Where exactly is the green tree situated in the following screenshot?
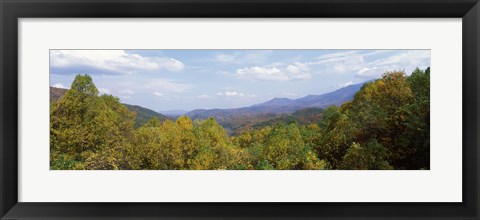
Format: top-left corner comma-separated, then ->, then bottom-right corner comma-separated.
256,123 -> 327,170
338,140 -> 392,170
125,122 -> 163,169
144,116 -> 161,127
401,67 -> 430,169
192,117 -> 249,169
318,106 -> 341,130
50,74 -> 135,170
316,110 -> 353,169
343,71 -> 416,168
84,94 -> 136,169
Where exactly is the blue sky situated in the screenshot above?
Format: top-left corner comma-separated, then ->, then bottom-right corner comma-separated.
50,49 -> 430,112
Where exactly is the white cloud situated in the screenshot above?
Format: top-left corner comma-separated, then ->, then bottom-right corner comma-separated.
236,66 -> 288,81
317,51 -> 359,60
50,50 -> 184,75
286,62 -> 309,74
355,51 -> 430,78
225,91 -> 244,97
52,83 -> 66,89
356,65 -> 403,78
358,67 -> 372,74
154,92 -> 164,97
371,50 -> 430,66
362,50 -> 393,56
286,65 -> 300,73
217,91 -> 244,97
334,81 -> 354,89
357,66 -> 382,76
214,51 -> 272,64
302,50 -> 430,78
316,50 -> 389,62
226,50 -> 427,82
286,62 -> 311,80
310,54 -> 365,74
235,62 -> 311,81
98,88 -> 112,95
217,91 -> 256,98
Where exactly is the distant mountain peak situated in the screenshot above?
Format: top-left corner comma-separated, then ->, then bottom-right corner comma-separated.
186,80 -> 370,119
255,97 -> 294,107
254,81 -> 367,110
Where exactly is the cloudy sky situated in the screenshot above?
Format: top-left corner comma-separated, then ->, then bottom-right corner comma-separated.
50,49 -> 430,112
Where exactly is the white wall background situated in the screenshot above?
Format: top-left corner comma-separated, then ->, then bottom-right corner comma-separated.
18,18 -> 462,202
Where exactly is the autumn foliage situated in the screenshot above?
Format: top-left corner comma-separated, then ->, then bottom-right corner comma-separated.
50,68 -> 430,170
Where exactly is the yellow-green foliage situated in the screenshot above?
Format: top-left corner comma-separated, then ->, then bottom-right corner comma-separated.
50,75 -> 135,170
51,68 -> 430,170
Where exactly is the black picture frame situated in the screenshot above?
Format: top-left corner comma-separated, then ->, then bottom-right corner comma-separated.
1,0 -> 479,219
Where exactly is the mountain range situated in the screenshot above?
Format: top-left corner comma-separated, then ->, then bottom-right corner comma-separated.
186,81 -> 365,120
50,80 -> 368,131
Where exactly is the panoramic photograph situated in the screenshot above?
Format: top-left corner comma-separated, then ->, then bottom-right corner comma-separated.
50,49 -> 430,170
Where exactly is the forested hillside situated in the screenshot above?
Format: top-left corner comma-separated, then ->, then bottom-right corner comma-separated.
50,67 -> 430,170
50,87 -> 170,128
50,87 -> 68,102
124,104 -> 170,128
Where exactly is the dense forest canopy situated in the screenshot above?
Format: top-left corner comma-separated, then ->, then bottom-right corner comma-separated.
50,67 -> 430,170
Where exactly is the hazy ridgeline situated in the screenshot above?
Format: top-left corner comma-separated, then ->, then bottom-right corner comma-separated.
50,67 -> 430,170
